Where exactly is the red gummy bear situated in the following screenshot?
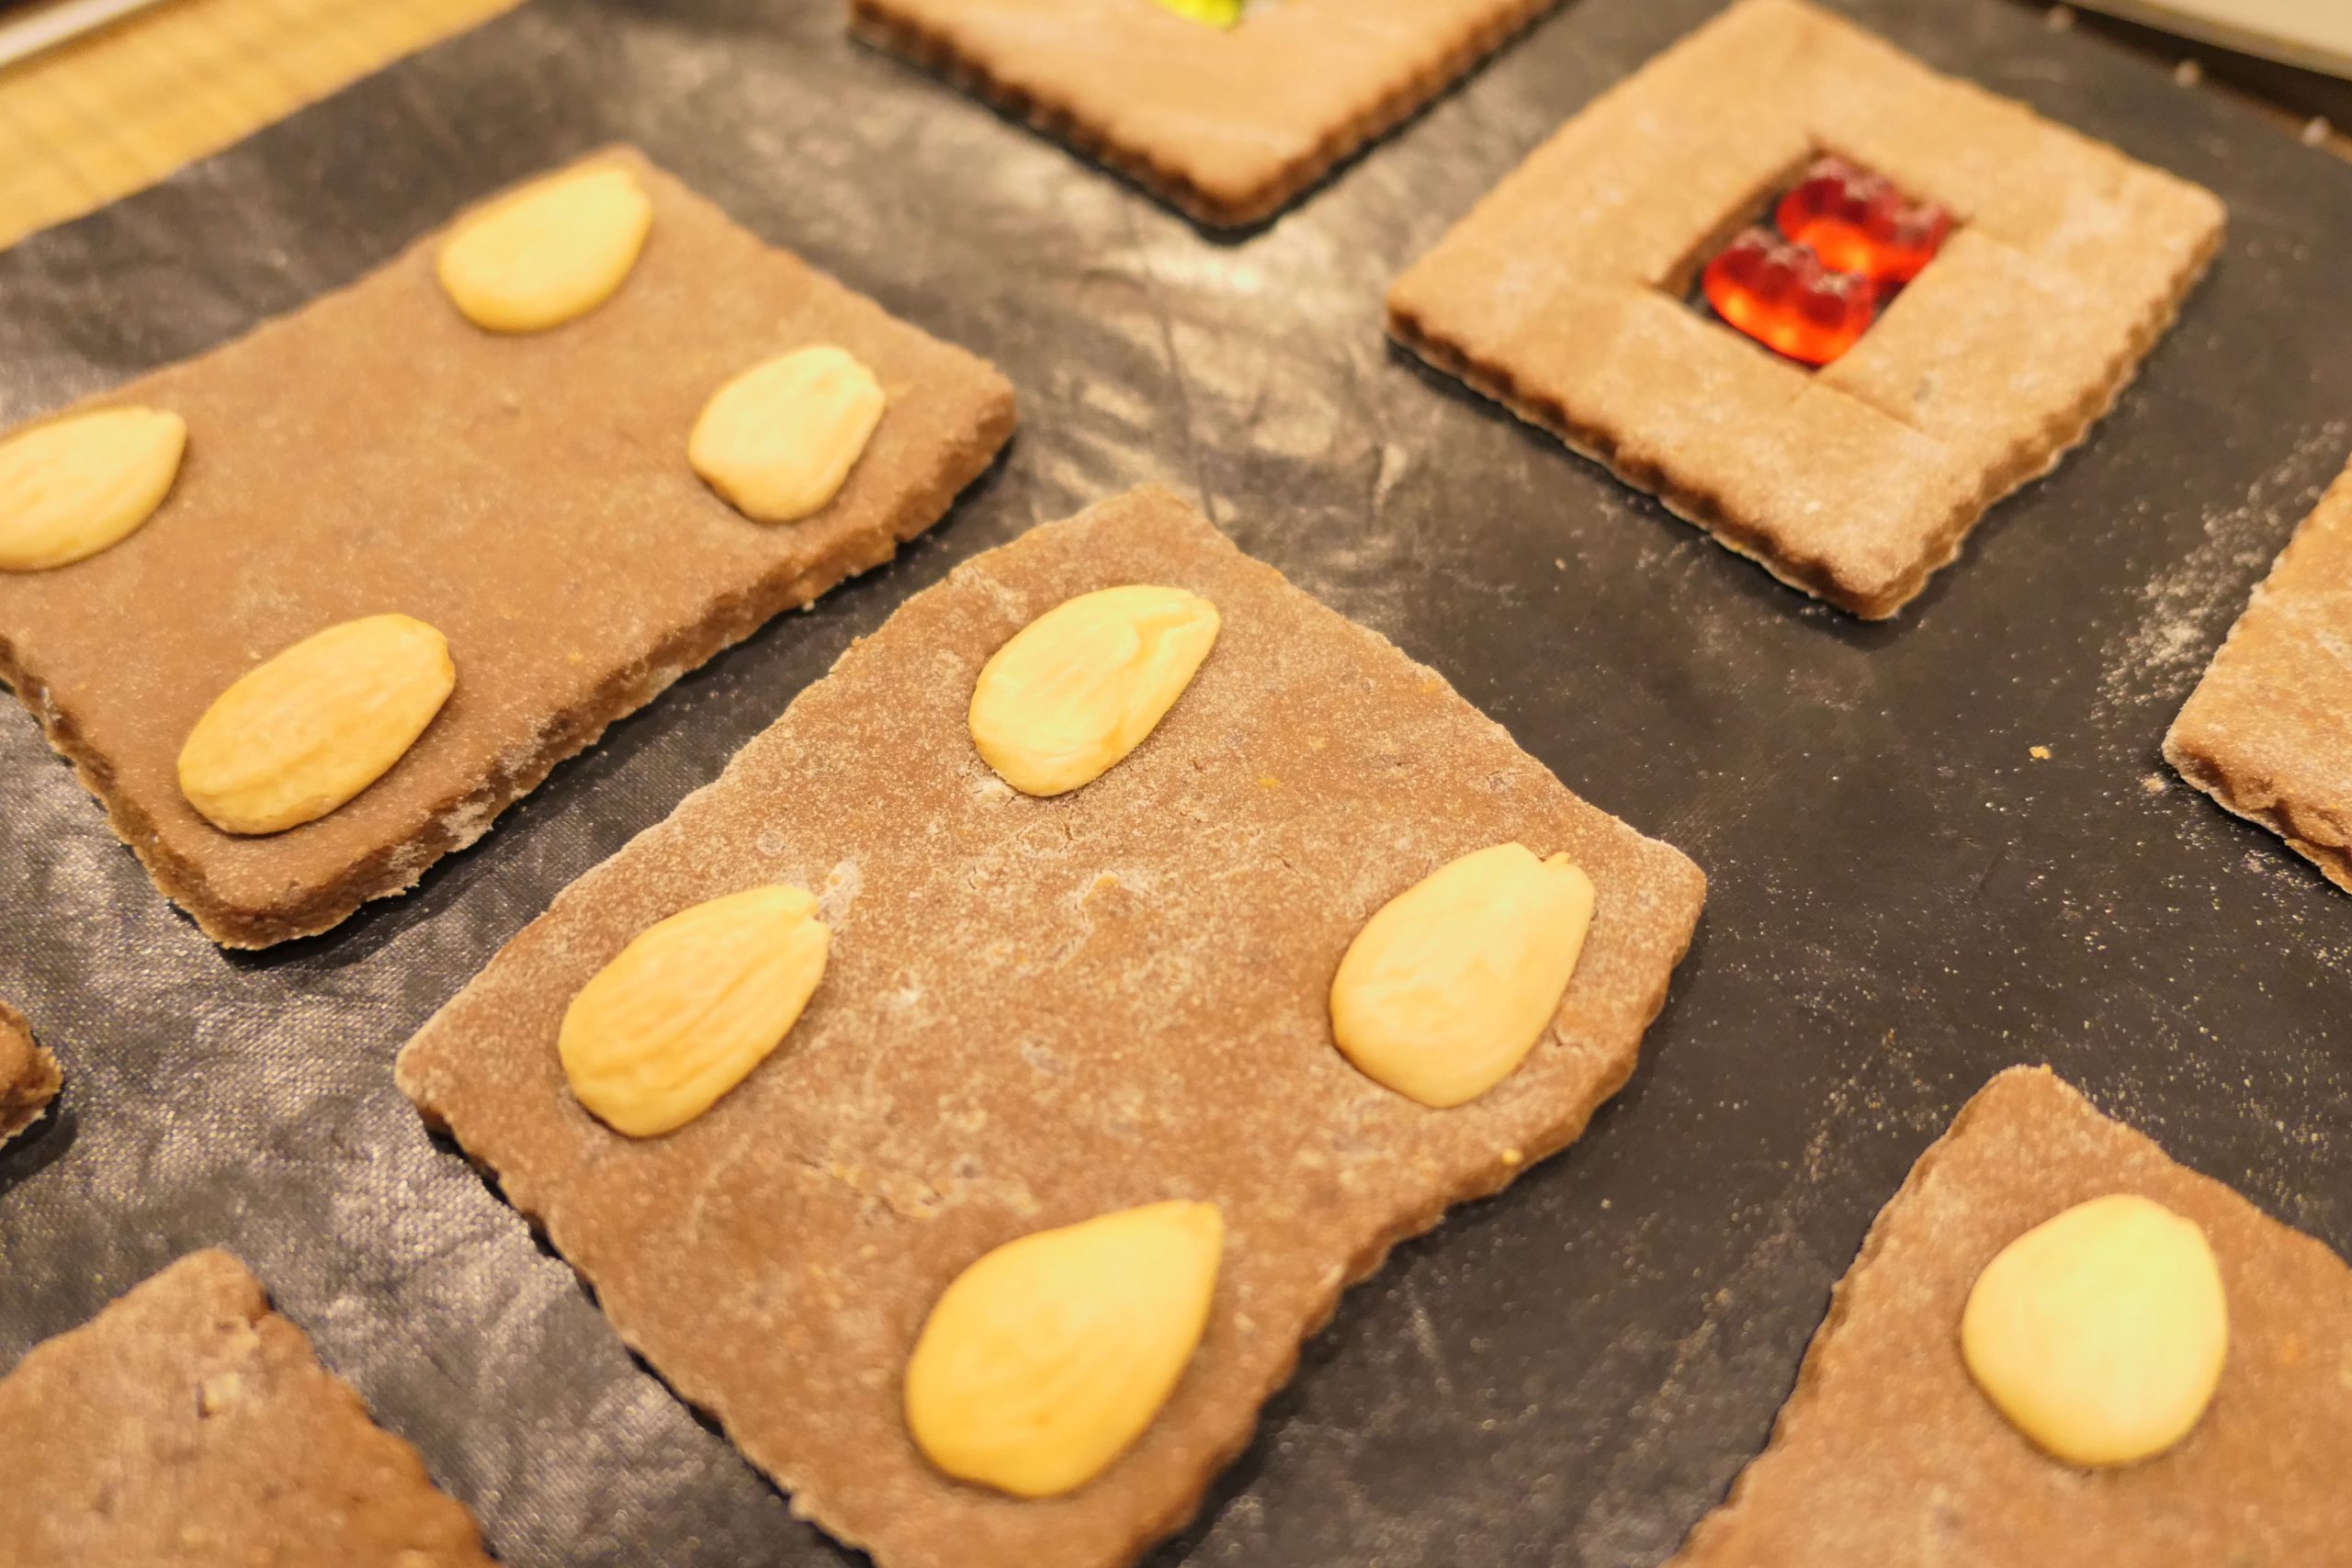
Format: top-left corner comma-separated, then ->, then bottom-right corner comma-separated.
1701,227 -> 1876,367
1773,156 -> 1951,289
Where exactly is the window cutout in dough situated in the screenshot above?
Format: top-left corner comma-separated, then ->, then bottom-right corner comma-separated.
1685,155 -> 1954,367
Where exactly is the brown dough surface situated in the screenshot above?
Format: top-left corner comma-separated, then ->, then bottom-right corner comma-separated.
1386,0 -> 2223,618
0,147 -> 1015,948
2165,455 -> 2352,892
398,486 -> 1705,1568
0,1250 -> 493,1565
0,997 -> 60,1145
1667,1066 -> 2352,1566
848,0 -> 1555,228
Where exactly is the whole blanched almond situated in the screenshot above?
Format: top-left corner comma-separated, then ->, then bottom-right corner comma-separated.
1961,1193 -> 2227,1467
967,584 -> 1220,797
1329,841 -> 1596,1108
559,885 -> 831,1137
905,1200 -> 1223,1497
688,344 -> 887,524
176,615 -> 456,835
436,164 -> 653,333
0,407 -> 187,571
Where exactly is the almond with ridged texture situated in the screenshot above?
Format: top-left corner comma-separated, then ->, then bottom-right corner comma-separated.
689,344 -> 888,524
967,584 -> 1220,796
905,1201 -> 1224,1497
436,164 -> 653,333
177,615 -> 456,836
559,885 -> 831,1137
0,407 -> 186,570
1330,841 -> 1595,1107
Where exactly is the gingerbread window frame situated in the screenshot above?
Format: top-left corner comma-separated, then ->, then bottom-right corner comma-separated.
1386,0 -> 2225,618
848,0 -> 1560,229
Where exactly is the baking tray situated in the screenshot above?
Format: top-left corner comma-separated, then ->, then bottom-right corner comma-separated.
2,0 -> 2348,1562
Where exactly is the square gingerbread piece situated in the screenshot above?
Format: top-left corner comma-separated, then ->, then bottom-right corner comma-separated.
1667,1066 -> 2352,1565
398,485 -> 1705,1568
0,1250 -> 493,1565
848,0 -> 1557,227
2165,455 -> 2352,891
0,147 -> 1015,948
1387,0 -> 2224,617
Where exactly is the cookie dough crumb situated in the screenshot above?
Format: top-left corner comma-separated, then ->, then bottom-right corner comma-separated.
2030,745 -> 2052,761
2143,774 -> 2168,795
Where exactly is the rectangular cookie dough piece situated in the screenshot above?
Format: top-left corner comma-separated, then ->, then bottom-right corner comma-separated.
398,485 -> 1706,1568
0,1250 -> 494,1565
2165,455 -> 2352,890
849,0 -> 1556,228
0,998 -> 59,1145
1386,0 -> 2223,617
1667,1066 -> 2352,1565
0,147 -> 1016,948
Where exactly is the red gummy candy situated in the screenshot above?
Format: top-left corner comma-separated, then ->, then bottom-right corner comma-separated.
1774,156 -> 1951,288
1701,227 -> 1876,367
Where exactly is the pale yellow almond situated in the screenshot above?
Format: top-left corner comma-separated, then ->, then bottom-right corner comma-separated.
688,344 -> 887,524
177,615 -> 455,835
1329,841 -> 1595,1108
967,584 -> 1220,797
1962,1193 -> 2228,1467
559,885 -> 830,1137
0,407 -> 186,571
436,164 -> 652,333
906,1200 -> 1222,1497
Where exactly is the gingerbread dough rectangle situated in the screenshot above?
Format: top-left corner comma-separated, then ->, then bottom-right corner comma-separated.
0,1250 -> 493,1565
2165,456 -> 2352,890
1386,0 -> 2223,617
0,147 -> 1016,948
849,0 -> 1556,228
1668,1066 -> 2352,1565
398,486 -> 1705,1568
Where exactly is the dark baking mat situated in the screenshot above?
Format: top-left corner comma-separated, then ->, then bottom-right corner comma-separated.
2,1 -> 2348,1562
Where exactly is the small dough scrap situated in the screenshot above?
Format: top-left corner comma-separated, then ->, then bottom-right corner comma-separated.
906,1201 -> 1224,1498
559,885 -> 831,1137
1330,841 -> 1595,1107
0,998 -> 61,1145
689,344 -> 888,524
178,614 -> 457,836
0,406 -> 186,571
967,584 -> 1221,797
436,164 -> 653,333
1962,1192 -> 2228,1467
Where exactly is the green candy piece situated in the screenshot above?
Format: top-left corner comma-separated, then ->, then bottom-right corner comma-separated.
1147,0 -> 1246,27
